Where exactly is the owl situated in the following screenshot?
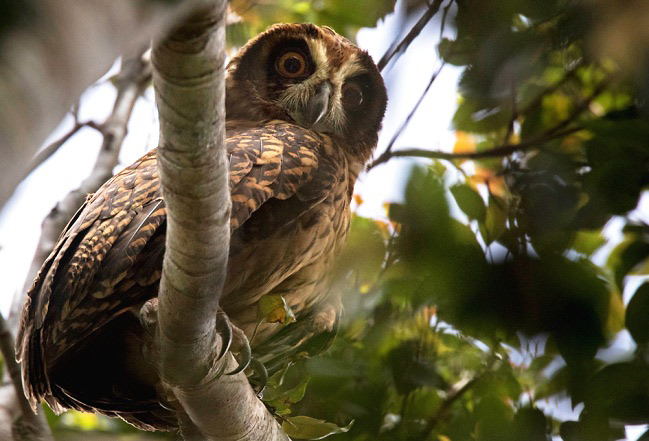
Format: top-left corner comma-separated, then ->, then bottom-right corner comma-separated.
16,23 -> 387,431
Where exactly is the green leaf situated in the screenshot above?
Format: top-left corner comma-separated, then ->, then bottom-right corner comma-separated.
451,184 -> 486,222
626,282 -> 649,344
257,294 -> 296,325
572,230 -> 606,256
282,416 -> 353,440
611,239 -> 649,289
480,195 -> 507,244
438,37 -> 474,66
264,376 -> 310,414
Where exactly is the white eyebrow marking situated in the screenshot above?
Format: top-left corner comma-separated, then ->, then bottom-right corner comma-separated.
275,36 -> 370,136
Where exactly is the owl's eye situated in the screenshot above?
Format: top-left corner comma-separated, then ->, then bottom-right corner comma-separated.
342,82 -> 364,110
276,51 -> 307,78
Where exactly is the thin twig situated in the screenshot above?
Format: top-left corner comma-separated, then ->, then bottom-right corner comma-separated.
517,61 -> 583,118
373,126 -> 580,165
369,77 -> 610,169
420,375 -> 478,439
439,0 -> 453,40
377,0 -> 445,72
22,120 -> 102,180
371,62 -> 446,170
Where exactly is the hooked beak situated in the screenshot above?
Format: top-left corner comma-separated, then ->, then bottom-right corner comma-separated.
302,81 -> 332,128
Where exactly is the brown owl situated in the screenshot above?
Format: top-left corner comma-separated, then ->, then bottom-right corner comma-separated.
16,23 -> 387,431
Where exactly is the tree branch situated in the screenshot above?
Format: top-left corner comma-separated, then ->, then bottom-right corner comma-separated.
419,374 -> 478,439
0,314 -> 52,441
371,126 -> 581,166
152,3 -> 287,439
0,0 -> 210,211
371,62 -> 445,168
377,0 -> 445,72
369,77 -> 610,169
2,48 -> 151,441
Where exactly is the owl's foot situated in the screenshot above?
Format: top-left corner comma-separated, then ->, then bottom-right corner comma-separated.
214,309 -> 267,394
214,308 -> 252,376
139,297 -> 159,337
139,300 -> 253,379
249,357 -> 268,396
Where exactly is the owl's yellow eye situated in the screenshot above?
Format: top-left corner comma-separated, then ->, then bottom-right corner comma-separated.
276,51 -> 307,78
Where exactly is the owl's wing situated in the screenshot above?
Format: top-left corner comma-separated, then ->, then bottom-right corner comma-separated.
16,121 -> 342,414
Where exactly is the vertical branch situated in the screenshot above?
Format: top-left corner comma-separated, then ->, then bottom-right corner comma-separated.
152,2 -> 287,439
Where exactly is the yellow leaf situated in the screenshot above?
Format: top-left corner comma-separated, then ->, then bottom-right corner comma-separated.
258,294 -> 296,325
453,131 -> 476,154
359,282 -> 373,294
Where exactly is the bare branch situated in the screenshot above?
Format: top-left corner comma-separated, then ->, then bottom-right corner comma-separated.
370,62 -> 445,169
419,374 -> 478,439
0,0 -> 211,211
21,120 -> 102,181
377,0 -> 445,72
371,127 -> 581,166
152,2 -> 287,439
0,314 -> 52,441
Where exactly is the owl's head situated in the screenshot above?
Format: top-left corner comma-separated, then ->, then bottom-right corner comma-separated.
226,23 -> 387,160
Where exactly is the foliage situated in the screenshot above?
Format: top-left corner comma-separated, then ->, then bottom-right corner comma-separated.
254,1 -> 649,440
10,0 -> 649,439
228,0 -> 398,44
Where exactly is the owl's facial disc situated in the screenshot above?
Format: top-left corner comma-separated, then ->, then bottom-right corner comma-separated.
272,39 -> 370,138
226,24 -> 387,157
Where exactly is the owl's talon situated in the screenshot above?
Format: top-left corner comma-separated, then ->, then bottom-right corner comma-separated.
250,358 -> 268,397
215,309 -> 233,361
139,298 -> 159,337
226,325 -> 251,375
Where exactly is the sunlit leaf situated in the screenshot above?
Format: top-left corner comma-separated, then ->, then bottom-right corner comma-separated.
282,416 -> 353,440
258,294 -> 296,325
573,230 -> 606,256
453,131 -> 477,154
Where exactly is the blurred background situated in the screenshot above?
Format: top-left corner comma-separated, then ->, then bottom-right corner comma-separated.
3,0 -> 649,440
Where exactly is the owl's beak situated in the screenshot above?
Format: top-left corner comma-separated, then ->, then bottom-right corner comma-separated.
303,81 -> 332,128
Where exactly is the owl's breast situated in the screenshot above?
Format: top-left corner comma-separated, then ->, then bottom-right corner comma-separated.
221,174 -> 351,341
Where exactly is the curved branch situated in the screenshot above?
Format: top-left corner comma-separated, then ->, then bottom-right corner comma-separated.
152,3 -> 287,439
370,126 -> 581,166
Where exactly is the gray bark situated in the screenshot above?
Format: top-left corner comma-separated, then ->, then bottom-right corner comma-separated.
152,2 -> 288,439
0,0 -> 203,211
